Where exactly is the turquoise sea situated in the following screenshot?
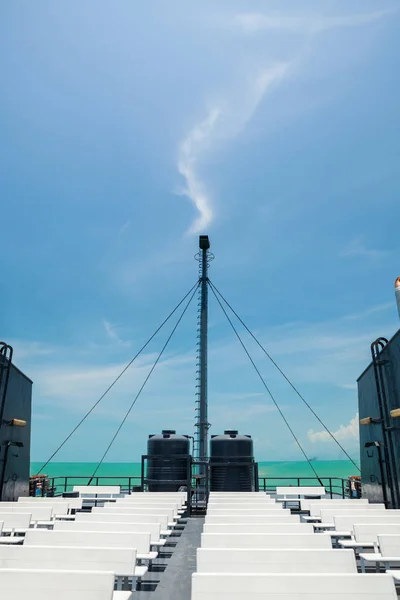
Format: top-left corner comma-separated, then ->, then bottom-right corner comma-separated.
30,460 -> 360,494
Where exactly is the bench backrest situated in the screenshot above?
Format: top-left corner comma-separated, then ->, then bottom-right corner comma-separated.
0,512 -> 31,528
209,492 -> 268,495
24,529 -> 151,553
18,497 -> 81,510
0,505 -> 53,521
73,486 -> 120,496
124,494 -> 185,506
378,534 -> 400,557
115,501 -> 179,514
100,505 -> 174,521
354,523 -> 400,543
309,502 -> 385,516
79,510 -> 168,529
333,513 -> 400,532
201,532 -> 332,549
206,508 -> 290,516
276,486 -> 325,496
0,545 -> 136,577
196,548 -> 356,573
300,498 -> 368,511
204,514 -> 300,524
323,510 -> 394,526
208,498 -> 275,504
191,573 -> 397,599
55,519 -> 161,541
0,568 -> 115,600
203,523 -> 314,534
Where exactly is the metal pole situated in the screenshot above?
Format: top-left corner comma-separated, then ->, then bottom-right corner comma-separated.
198,235 -> 210,472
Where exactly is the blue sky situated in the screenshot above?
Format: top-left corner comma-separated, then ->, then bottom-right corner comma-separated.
1,1 -> 399,464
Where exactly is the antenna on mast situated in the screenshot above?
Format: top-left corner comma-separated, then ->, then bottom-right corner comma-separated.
194,235 -> 213,477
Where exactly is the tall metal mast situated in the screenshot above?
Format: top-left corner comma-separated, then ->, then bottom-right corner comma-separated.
195,235 -> 211,471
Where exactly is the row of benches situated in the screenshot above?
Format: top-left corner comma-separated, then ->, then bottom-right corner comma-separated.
191,490 -> 400,599
0,488 -> 187,599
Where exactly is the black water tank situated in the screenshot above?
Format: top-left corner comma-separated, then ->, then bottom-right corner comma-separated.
210,430 -> 255,491
146,430 -> 190,491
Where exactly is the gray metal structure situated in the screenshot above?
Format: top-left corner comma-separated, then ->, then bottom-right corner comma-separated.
358,329 -> 400,506
195,235 -> 211,474
0,358 -> 32,500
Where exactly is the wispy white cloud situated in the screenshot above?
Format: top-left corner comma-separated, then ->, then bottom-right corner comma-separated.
177,63 -> 290,235
234,9 -> 396,34
103,319 -> 130,347
117,220 -> 131,237
341,236 -> 388,260
308,413 -> 359,443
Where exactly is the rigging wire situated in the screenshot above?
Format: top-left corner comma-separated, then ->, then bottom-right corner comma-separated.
36,281 -> 200,475
87,281 -> 200,483
209,280 -> 360,473
208,282 -> 324,484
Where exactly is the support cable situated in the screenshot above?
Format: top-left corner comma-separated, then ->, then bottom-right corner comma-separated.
209,280 -> 360,473
87,281 -> 200,483
209,282 -> 323,484
37,281 -> 200,475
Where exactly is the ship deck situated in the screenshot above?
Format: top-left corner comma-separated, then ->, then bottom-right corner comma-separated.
136,516 -> 204,600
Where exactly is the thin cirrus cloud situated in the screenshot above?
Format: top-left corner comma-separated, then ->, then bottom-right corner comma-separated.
341,237 -> 388,260
103,319 -> 130,347
177,63 -> 290,235
233,8 -> 397,34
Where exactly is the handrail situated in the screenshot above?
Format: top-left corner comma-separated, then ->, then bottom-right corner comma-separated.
40,473 -> 351,498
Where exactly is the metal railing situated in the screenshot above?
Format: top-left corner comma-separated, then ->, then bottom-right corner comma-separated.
46,475 -> 143,496
42,474 -> 350,499
258,476 -> 348,498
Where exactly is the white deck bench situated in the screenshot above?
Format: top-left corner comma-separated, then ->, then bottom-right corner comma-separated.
0,512 -> 32,536
73,485 -> 121,496
54,520 -> 165,546
0,567 -> 133,600
206,508 -> 290,515
306,502 -> 386,518
0,505 -> 54,527
276,486 -> 325,506
114,501 -> 181,517
204,514 -> 300,524
99,505 -> 176,526
323,513 -> 398,540
300,498 -> 368,512
313,510 -> 395,535
191,573 -> 397,599
201,532 -> 332,549
0,544 -> 147,589
196,547 -> 357,573
24,529 -> 157,563
208,497 -> 275,504
360,534 -> 400,572
18,496 -> 83,510
122,494 -> 186,507
80,510 -> 170,534
340,523 -> 400,552
203,523 -> 314,534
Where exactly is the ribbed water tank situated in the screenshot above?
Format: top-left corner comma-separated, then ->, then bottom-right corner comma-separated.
210,430 -> 255,491
146,430 -> 190,492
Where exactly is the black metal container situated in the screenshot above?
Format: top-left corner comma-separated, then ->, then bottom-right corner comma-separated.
0,359 -> 32,501
210,430 -> 255,491
146,430 -> 190,491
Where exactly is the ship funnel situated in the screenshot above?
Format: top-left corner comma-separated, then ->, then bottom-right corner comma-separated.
395,277 -> 400,319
